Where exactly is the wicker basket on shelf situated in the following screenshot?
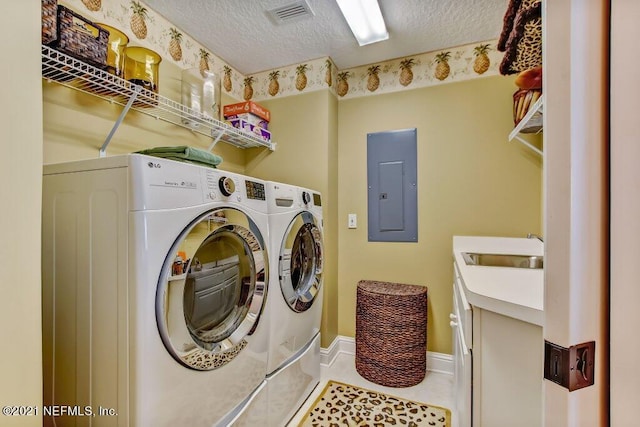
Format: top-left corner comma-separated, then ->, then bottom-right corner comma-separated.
355,280 -> 428,388
41,0 -> 57,44
51,5 -> 109,69
513,88 -> 542,127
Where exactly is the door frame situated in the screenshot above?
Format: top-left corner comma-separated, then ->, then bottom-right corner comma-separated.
543,0 -> 608,425
610,0 -> 639,424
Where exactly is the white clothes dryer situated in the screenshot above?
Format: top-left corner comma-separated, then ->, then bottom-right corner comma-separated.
42,154 -> 270,427
264,181 -> 324,426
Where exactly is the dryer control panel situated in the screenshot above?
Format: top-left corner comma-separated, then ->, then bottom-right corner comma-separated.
245,180 -> 265,201
203,168 -> 268,212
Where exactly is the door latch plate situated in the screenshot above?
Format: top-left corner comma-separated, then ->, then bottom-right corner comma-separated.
544,340 -> 595,391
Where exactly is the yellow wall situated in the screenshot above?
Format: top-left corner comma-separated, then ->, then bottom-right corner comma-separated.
245,91 -> 340,347
325,94 -> 340,348
337,76 -> 542,354
0,2 -> 43,426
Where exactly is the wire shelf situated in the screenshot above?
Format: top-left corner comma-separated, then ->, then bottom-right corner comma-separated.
41,45 -> 275,154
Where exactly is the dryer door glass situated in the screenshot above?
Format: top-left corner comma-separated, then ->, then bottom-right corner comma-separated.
156,207 -> 268,371
279,211 -> 323,313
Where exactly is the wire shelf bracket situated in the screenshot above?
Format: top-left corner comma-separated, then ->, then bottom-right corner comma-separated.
100,85 -> 141,157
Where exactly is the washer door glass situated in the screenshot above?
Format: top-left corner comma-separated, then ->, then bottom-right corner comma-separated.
156,207 -> 268,371
280,211 -> 323,313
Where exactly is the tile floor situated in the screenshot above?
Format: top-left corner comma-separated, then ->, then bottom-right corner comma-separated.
287,352 -> 456,426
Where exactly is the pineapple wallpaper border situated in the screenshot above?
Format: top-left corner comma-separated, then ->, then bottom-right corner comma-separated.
240,40 -> 500,101
61,0 -> 246,101
245,41 -> 500,101
61,1 -> 502,103
296,41 -> 499,100
248,58 -> 337,101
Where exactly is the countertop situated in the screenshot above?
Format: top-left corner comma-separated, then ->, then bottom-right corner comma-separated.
453,236 -> 544,326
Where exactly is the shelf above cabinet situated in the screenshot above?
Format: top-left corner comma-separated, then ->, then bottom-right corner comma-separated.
509,95 -> 543,156
41,45 -> 275,154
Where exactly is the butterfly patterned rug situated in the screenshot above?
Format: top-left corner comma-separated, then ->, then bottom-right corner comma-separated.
298,380 -> 451,427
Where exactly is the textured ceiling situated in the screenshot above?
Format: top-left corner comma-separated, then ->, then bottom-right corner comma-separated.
144,0 -> 507,75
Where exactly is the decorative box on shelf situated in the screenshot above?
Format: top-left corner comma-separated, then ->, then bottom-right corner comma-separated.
226,118 -> 271,142
223,101 -> 271,122
224,113 -> 269,130
223,101 -> 270,135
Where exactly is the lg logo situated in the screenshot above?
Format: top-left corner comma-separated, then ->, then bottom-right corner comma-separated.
147,162 -> 161,169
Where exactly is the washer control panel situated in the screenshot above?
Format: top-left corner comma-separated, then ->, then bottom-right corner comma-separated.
218,176 -> 236,197
204,170 -> 239,200
205,170 -> 219,199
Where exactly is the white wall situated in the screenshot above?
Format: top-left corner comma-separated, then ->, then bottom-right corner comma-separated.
0,2 -> 43,426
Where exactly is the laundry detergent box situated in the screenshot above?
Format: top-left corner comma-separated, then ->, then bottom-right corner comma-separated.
227,118 -> 271,142
223,101 -> 271,122
223,112 -> 269,130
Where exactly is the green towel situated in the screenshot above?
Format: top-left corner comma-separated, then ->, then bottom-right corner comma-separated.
137,146 -> 223,168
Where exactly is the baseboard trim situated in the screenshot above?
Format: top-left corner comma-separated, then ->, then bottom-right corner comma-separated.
320,335 -> 453,375
426,350 -> 455,375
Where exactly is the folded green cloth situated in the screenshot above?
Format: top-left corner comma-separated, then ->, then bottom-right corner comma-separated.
137,146 -> 223,168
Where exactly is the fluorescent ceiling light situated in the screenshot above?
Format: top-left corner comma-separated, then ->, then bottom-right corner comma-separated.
336,0 -> 389,46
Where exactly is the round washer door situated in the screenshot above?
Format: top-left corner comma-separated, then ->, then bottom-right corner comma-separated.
279,211 -> 323,313
156,207 -> 268,371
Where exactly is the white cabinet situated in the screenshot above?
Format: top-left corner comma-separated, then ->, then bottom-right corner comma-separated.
472,307 -> 543,427
451,268 -> 472,427
453,246 -> 543,427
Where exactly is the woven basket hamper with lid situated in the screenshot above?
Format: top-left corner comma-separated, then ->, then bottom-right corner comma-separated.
355,280 -> 428,387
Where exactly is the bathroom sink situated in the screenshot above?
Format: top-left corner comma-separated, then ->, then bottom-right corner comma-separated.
462,252 -> 543,269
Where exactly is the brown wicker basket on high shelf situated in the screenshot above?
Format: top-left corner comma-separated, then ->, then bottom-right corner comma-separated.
51,5 -> 109,69
355,280 -> 428,388
41,0 -> 57,44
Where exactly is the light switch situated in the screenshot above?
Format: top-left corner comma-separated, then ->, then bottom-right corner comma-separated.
348,214 -> 357,229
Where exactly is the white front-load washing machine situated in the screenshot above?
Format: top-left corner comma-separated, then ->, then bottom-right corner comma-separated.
264,181 -> 324,426
42,154 -> 270,427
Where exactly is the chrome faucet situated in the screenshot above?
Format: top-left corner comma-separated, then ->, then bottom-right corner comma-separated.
527,233 -> 544,243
